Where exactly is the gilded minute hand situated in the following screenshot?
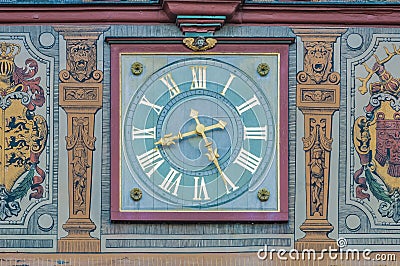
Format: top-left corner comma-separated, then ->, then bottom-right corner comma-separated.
154,118 -> 227,146
189,109 -> 230,189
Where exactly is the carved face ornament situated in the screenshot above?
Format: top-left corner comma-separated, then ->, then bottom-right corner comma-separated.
68,41 -> 95,82
313,90 -> 323,101
304,42 -> 333,83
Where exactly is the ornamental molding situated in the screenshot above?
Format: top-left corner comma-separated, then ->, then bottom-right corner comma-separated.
163,0 -> 241,35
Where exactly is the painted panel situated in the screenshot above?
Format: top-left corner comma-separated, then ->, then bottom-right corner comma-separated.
0,30 -> 57,252
347,33 -> 400,229
0,33 -> 54,227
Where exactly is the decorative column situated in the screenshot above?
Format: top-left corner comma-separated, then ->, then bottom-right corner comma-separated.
293,28 -> 345,251
55,26 -> 107,253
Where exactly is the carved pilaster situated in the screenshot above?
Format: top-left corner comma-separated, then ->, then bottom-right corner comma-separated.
55,26 -> 108,253
293,28 -> 345,251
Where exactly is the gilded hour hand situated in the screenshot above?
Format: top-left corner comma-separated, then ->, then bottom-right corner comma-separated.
154,111 -> 227,146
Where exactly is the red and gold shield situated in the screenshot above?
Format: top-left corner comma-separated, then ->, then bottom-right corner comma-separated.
355,102 -> 400,193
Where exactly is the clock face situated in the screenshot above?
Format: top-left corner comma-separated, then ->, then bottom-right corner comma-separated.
111,47 -> 288,221
122,57 -> 276,208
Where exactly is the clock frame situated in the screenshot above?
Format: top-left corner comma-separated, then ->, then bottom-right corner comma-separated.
109,38 -> 290,221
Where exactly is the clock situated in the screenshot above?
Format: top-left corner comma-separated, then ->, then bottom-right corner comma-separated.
110,41 -> 289,221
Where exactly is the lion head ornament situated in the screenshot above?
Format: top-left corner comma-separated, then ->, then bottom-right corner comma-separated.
67,40 -> 96,82
304,42 -> 333,84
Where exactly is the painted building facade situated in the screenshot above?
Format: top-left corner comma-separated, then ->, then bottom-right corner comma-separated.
0,0 -> 399,264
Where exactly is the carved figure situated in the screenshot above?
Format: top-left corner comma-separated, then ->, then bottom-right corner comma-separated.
309,135 -> 325,215
67,40 -> 96,82
72,142 -> 88,208
304,42 -> 333,84
66,117 -> 95,215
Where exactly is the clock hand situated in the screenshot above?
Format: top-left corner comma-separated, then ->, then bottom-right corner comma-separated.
154,111 -> 227,146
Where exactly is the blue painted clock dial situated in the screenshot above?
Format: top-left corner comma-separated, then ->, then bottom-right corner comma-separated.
156,89 -> 243,177
123,58 -> 276,208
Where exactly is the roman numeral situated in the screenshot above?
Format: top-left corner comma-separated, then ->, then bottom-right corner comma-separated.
234,148 -> 262,174
220,73 -> 236,96
132,127 -> 156,140
137,148 -> 164,178
193,176 -> 210,200
244,126 -> 267,140
160,73 -> 180,98
139,95 -> 163,115
235,95 -> 260,115
159,168 -> 182,196
190,66 -> 207,90
220,172 -> 239,194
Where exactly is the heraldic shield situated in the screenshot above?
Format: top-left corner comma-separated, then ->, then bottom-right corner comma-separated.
352,44 -> 400,223
0,42 -> 47,221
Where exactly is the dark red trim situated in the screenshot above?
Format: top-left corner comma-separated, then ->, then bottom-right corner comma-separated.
0,6 -> 170,24
279,44 -> 289,223
110,44 -> 122,220
110,38 -> 290,221
0,4 -> 398,26
232,5 -> 400,27
111,211 -> 289,221
105,37 -> 295,44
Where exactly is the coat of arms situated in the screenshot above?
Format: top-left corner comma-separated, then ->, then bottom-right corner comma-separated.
0,42 -> 47,220
353,44 -> 400,223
